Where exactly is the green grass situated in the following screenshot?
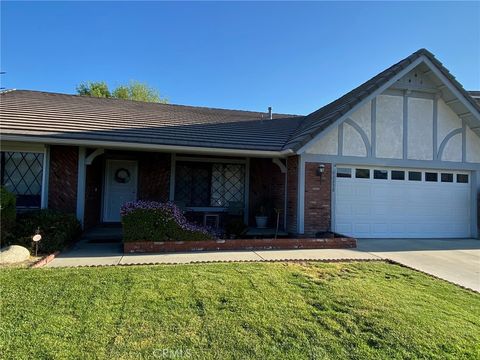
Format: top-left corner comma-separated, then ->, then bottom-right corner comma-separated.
1,262 -> 479,359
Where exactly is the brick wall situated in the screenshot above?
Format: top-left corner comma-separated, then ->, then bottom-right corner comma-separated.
304,162 -> 332,236
84,154 -> 103,229
249,158 -> 285,228
48,145 -> 78,213
138,152 -> 171,202
286,156 -> 299,234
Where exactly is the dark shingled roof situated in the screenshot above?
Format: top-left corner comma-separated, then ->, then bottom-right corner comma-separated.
0,90 -> 303,152
283,48 -> 480,150
1,49 -> 478,153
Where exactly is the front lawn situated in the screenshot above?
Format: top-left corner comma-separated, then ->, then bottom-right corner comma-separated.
1,262 -> 479,359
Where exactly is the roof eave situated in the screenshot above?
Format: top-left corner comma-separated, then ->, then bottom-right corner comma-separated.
0,134 -> 294,158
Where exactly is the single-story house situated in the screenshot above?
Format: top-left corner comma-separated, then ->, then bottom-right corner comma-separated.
1,48 -> 479,239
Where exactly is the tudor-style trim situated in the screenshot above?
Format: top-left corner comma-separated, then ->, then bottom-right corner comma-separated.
338,123 -> 344,156
433,96 -> 439,160
298,56 -> 426,154
344,118 -> 371,157
384,88 -> 437,100
371,99 -> 376,158
0,134 -> 294,158
403,91 -> 408,160
299,55 -> 480,155
76,146 -> 86,227
437,128 -> 462,161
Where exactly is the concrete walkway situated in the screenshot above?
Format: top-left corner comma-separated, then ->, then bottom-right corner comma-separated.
46,238 -> 480,291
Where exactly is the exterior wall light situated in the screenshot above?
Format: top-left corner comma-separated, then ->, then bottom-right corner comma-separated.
316,164 -> 325,176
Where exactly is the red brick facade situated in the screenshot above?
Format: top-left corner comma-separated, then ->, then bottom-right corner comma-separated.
137,152 -> 171,202
125,236 -> 356,253
286,156 -> 299,234
249,158 -> 286,228
48,145 -> 78,213
304,162 -> 332,236
47,148 -> 335,236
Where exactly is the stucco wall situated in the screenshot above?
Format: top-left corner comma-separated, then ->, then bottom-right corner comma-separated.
407,97 -> 433,160
343,123 -> 367,157
466,126 -> 480,163
307,127 -> 338,155
376,94 -> 403,159
304,92 -> 480,165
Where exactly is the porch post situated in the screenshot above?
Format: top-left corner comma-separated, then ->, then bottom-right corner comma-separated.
244,157 -> 250,224
284,159 -> 288,231
76,146 -> 86,228
169,153 -> 176,201
40,145 -> 50,209
297,154 -> 305,234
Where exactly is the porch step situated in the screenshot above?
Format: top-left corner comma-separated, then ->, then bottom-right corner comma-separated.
81,226 -> 123,243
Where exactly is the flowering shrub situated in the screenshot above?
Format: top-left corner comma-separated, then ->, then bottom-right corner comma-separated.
121,201 -> 214,242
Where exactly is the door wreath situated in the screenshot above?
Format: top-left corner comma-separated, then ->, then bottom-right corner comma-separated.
114,168 -> 131,183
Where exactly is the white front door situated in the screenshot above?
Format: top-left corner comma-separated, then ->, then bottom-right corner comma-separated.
334,166 -> 471,238
103,160 -> 138,222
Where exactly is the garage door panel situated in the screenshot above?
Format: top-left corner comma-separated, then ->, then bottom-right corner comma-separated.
334,166 -> 471,238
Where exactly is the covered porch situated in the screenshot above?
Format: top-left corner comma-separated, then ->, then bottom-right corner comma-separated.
78,148 -> 291,238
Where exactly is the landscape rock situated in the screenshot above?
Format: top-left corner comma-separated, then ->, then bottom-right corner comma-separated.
0,245 -> 30,264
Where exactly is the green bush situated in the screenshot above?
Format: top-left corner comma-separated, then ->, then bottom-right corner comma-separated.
0,186 -> 16,243
12,210 -> 81,254
122,201 -> 214,242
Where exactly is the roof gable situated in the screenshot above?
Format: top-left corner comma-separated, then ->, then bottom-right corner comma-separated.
289,49 -> 480,153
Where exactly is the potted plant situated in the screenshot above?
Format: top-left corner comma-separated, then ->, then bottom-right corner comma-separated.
255,205 -> 269,229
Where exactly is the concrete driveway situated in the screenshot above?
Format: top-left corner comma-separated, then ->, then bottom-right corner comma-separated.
357,238 -> 480,292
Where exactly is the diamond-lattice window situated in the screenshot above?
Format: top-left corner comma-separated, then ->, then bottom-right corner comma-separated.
1,152 -> 44,208
174,161 -> 245,208
211,164 -> 245,207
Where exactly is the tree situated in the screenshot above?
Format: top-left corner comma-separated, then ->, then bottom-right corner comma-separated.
76,81 -> 167,103
112,81 -> 166,103
76,81 -> 111,98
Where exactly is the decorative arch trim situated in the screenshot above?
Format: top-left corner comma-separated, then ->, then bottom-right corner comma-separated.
437,128 -> 462,160
344,118 -> 371,157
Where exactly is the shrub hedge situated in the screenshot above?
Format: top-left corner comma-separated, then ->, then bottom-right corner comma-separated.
121,201 -> 214,242
12,210 -> 81,254
0,186 -> 16,243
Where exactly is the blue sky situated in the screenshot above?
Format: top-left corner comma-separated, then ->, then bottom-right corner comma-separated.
1,1 -> 479,115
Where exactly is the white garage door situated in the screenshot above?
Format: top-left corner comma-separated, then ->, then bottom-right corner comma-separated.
334,166 -> 471,238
